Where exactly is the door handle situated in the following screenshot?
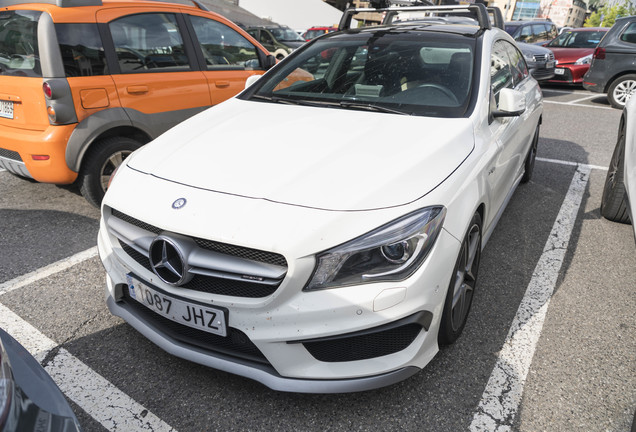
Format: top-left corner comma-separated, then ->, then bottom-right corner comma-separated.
215,81 -> 230,88
126,85 -> 149,95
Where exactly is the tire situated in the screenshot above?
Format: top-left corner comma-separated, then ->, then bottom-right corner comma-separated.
521,123 -> 540,184
600,125 -> 630,223
438,212 -> 482,346
78,136 -> 142,208
607,74 -> 636,109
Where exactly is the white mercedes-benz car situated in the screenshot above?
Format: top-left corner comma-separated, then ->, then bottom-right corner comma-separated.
98,4 -> 543,392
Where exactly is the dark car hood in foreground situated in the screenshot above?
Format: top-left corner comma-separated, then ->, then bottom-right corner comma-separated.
0,328 -> 81,432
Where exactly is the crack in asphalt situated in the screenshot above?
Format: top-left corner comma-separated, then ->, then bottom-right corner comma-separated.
41,313 -> 99,367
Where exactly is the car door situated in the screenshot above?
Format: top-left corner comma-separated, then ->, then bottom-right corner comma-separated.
97,7 -> 211,138
487,39 -> 535,217
185,13 -> 267,105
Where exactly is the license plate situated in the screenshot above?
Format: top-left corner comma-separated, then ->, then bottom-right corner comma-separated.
546,61 -> 556,68
0,100 -> 13,119
554,68 -> 565,75
126,275 -> 227,337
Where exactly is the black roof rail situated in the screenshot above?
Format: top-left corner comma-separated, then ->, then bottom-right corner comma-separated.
338,3 -> 492,31
487,6 -> 505,30
0,0 -> 102,5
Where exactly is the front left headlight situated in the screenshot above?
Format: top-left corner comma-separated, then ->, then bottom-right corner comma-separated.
305,206 -> 446,291
575,54 -> 593,65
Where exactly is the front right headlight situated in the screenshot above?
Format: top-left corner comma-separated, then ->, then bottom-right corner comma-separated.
575,54 -> 593,65
305,206 -> 446,291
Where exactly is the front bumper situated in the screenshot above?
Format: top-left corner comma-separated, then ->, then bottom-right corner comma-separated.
528,63 -> 556,82
548,64 -> 589,84
98,204 -> 461,392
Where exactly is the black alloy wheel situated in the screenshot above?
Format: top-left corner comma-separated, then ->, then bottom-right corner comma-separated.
521,124 -> 540,184
438,212 -> 482,346
601,124 -> 630,223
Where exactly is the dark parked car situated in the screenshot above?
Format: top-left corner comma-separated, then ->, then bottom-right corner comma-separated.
0,327 -> 82,431
545,28 -> 608,85
518,42 -> 556,81
583,16 -> 636,108
505,20 -> 558,44
246,25 -> 306,60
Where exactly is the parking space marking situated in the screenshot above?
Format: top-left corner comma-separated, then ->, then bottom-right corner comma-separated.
0,302 -> 177,431
0,246 -> 98,295
543,100 -> 613,110
537,157 -> 608,171
541,88 -> 591,95
568,94 -> 603,104
470,165 -> 591,431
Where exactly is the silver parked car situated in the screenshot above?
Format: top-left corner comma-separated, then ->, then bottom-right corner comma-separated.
601,95 -> 636,237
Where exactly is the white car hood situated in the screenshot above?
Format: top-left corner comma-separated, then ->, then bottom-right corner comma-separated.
129,99 -> 474,211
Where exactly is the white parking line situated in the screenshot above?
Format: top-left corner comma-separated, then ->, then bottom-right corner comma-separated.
0,302 -> 176,431
541,88 -> 591,95
470,165 -> 591,431
537,157 -> 608,171
0,247 -> 98,296
543,100 -> 614,110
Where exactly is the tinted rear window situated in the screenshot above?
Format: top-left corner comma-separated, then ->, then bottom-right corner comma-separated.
0,10 -> 42,77
56,23 -> 107,77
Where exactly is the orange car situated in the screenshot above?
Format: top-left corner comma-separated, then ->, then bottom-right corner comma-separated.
0,0 -> 274,206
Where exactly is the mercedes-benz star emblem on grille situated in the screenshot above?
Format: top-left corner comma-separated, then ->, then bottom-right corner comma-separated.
172,198 -> 187,209
149,236 -> 190,286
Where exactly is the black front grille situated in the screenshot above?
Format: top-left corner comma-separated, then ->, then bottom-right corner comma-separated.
533,53 -> 555,62
0,148 -> 22,162
300,314 -> 430,363
111,209 -> 287,267
121,285 -> 270,365
120,242 -> 279,298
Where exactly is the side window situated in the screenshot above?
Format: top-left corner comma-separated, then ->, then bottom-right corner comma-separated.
109,13 -> 190,73
56,23 -> 106,77
620,22 -> 636,44
519,25 -> 533,43
548,24 -> 558,40
189,16 -> 260,70
491,40 -> 514,105
260,31 -> 274,45
532,24 -> 547,43
0,9 -> 42,77
503,41 -> 528,85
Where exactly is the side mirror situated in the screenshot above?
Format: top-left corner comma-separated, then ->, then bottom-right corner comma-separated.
492,88 -> 526,118
245,74 -> 262,89
264,54 -> 276,70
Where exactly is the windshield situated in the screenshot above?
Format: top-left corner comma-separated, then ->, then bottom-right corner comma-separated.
0,10 -> 42,77
270,27 -> 304,42
246,32 -> 476,117
504,25 -> 520,38
546,30 -> 607,48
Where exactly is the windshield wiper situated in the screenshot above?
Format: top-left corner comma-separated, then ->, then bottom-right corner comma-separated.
251,94 -> 329,108
339,101 -> 411,115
